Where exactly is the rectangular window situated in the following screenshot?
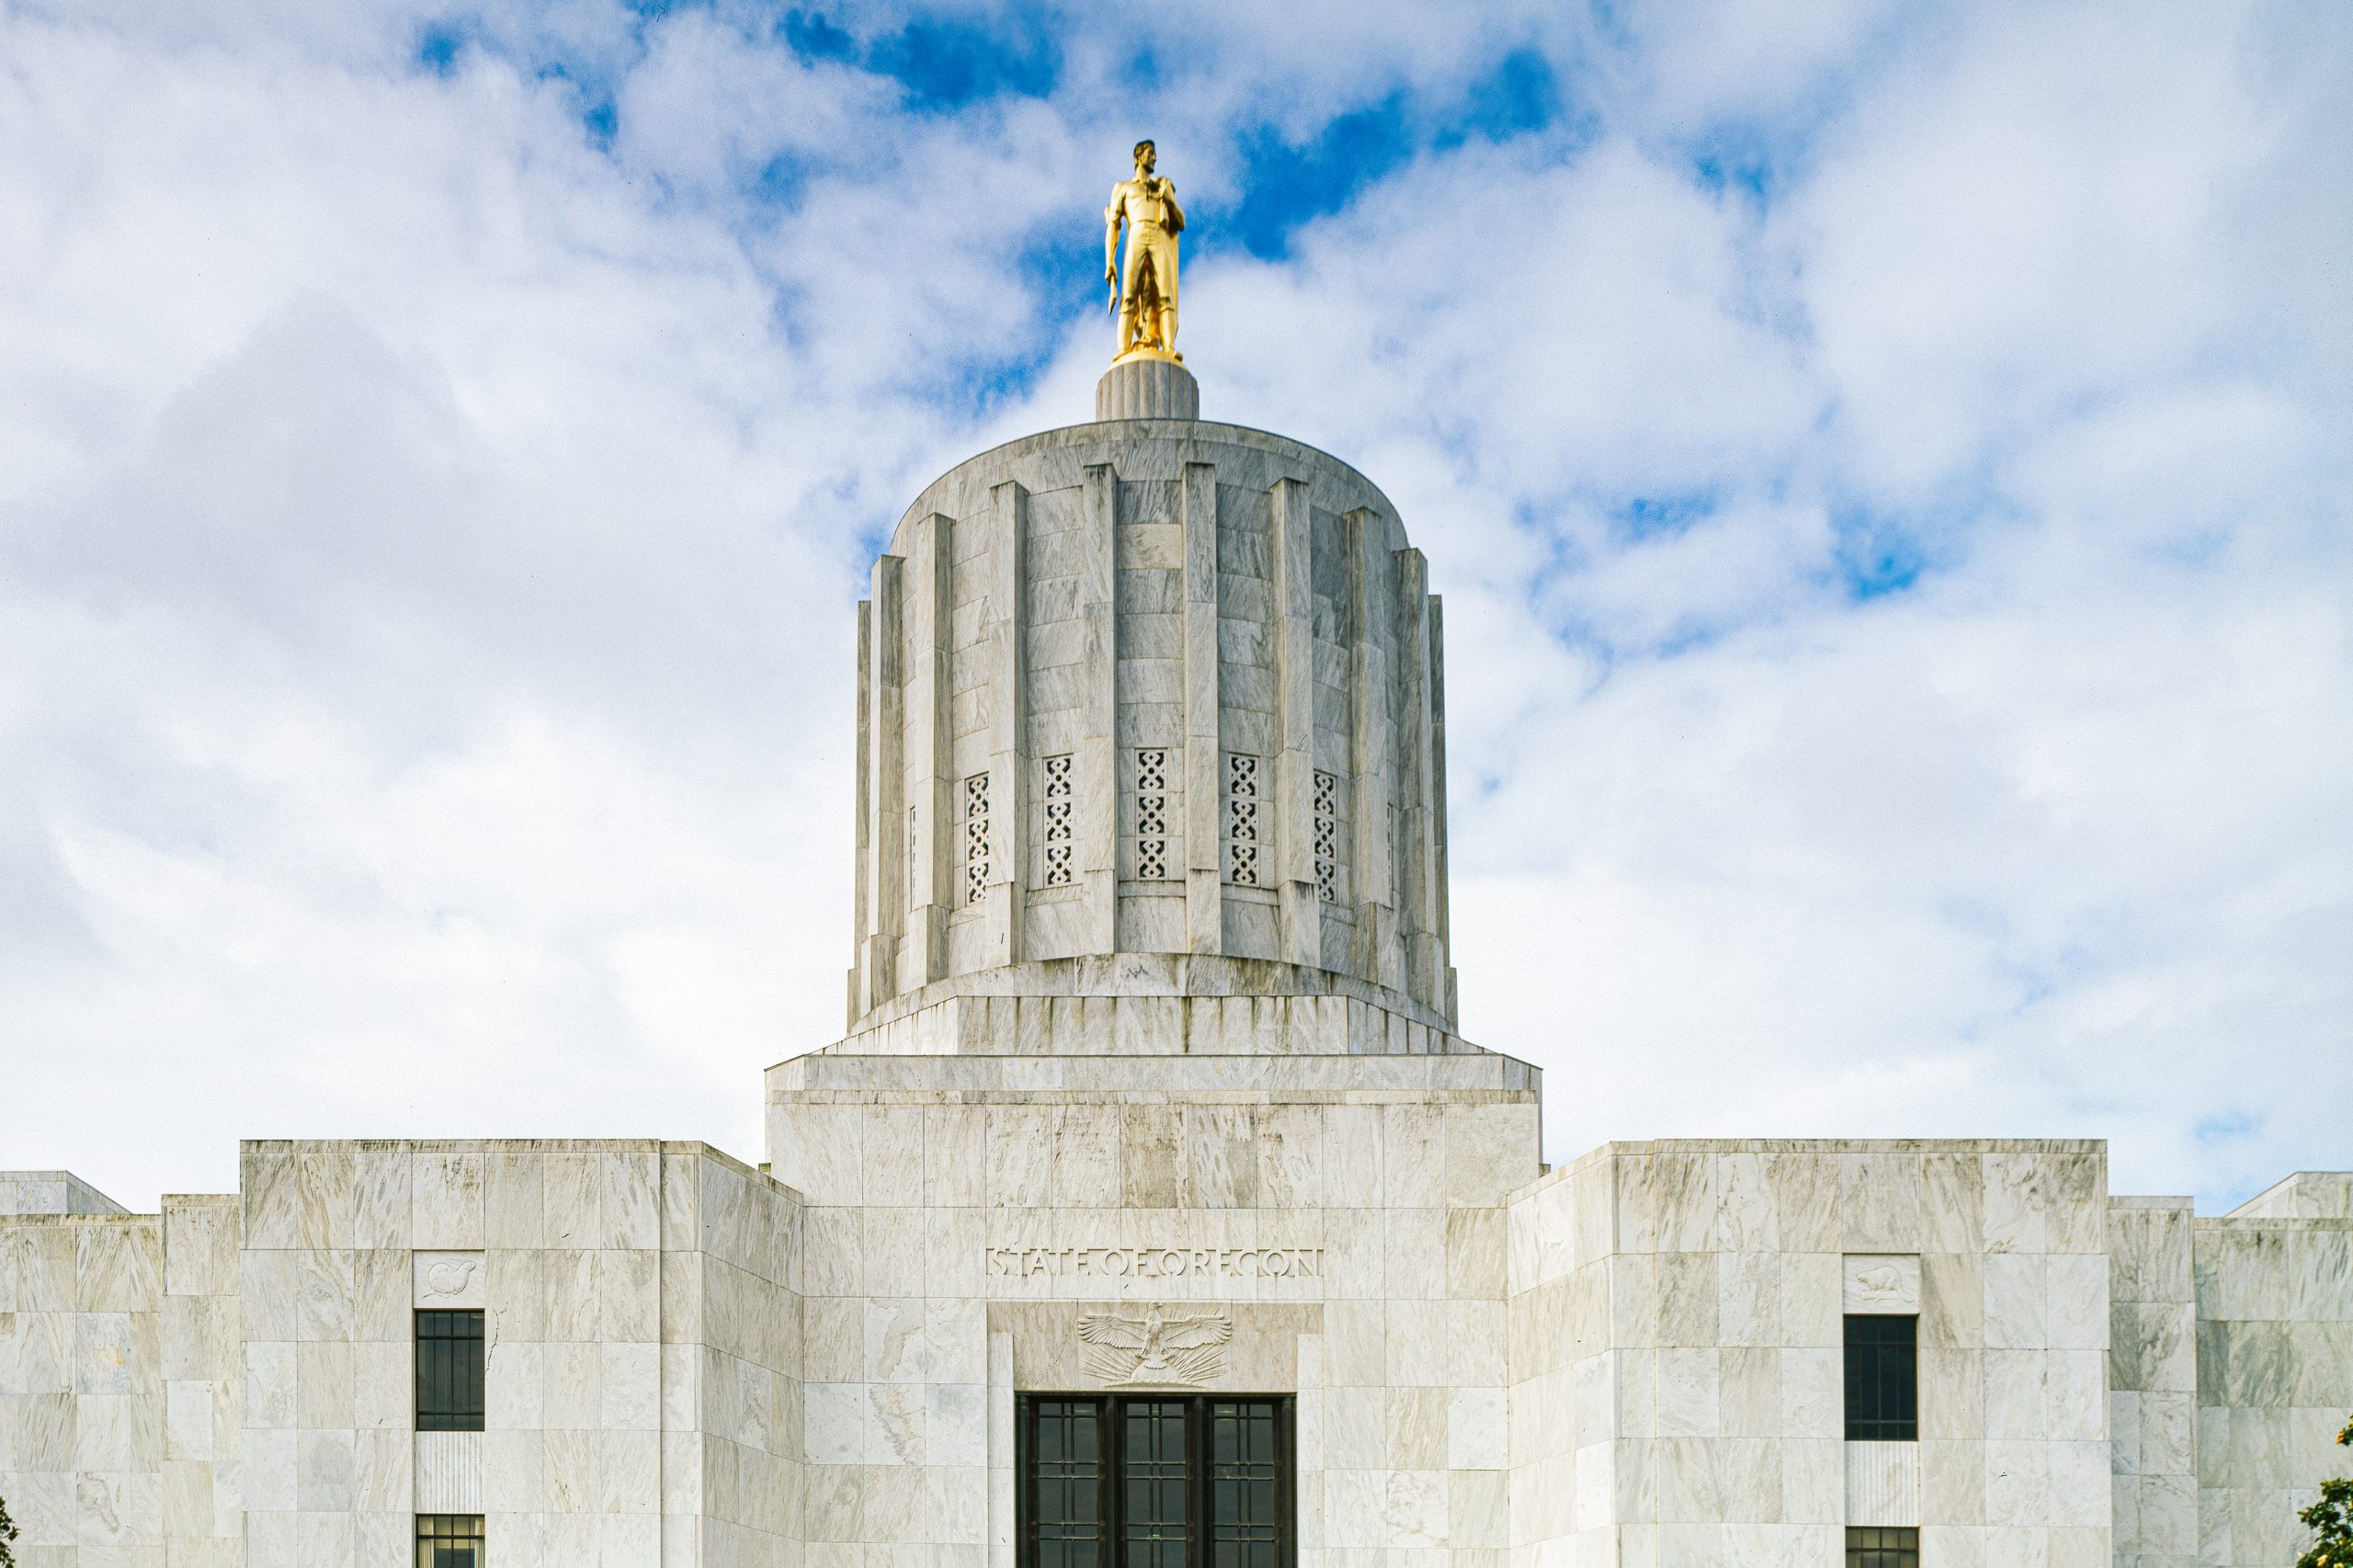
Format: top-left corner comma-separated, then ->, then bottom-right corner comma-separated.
1032,1399 -> 1104,1568
1846,1526 -> 1918,1568
1019,1395 -> 1293,1568
1210,1401 -> 1280,1568
1123,1401 -> 1188,1568
415,1310 -> 484,1432
1133,749 -> 1170,880
416,1514 -> 484,1568
1844,1313 -> 1917,1441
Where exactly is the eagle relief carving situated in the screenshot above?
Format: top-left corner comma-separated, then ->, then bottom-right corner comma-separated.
1076,1305 -> 1233,1386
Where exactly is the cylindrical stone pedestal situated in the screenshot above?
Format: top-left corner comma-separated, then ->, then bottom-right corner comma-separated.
1095,356 -> 1199,421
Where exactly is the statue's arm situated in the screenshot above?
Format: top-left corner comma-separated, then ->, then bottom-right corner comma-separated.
1104,188 -> 1125,278
1162,182 -> 1185,235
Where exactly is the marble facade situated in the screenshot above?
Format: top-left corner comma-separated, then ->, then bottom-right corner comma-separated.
5,363 -> 2346,1565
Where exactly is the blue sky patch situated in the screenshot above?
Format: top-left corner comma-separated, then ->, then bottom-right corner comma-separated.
2195,1109 -> 2264,1146
1692,145 -> 1775,206
1226,97 -> 1417,261
1222,47 -> 1574,261
1435,48 -> 1563,149
1615,492 -> 1717,540
780,10 -> 858,62
780,8 -> 1061,111
1832,508 -> 1927,598
415,23 -> 468,75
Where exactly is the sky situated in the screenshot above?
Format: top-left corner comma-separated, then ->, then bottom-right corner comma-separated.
1,0 -> 2347,1213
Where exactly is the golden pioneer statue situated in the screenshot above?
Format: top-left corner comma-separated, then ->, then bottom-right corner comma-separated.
1105,140 -> 1185,363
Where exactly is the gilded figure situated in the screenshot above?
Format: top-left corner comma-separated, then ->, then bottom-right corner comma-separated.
1105,139 -> 1185,362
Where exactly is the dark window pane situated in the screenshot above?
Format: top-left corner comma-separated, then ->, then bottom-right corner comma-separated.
1846,1525 -> 1919,1568
1211,1402 -> 1279,1568
1843,1315 -> 1917,1442
1033,1400 -> 1104,1568
1123,1400 -> 1189,1568
1021,1393 -> 1291,1568
415,1312 -> 484,1433
416,1513 -> 485,1568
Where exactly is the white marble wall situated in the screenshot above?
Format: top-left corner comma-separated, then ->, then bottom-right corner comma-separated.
2187,1211 -> 2353,1568
0,1141 -> 803,1567
770,1051 -> 1540,1568
0,1210 -> 165,1565
2109,1198 -> 2198,1568
233,1139 -> 810,1568
0,1174 -> 130,1219
2105,1185 -> 2353,1568
665,1147 -> 804,1568
6,1122 -> 2347,1568
1506,1141 -> 2116,1568
163,1193 -> 244,1567
2226,1174 -> 2353,1222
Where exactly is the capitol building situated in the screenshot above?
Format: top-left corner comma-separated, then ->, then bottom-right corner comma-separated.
3,242 -> 2348,1568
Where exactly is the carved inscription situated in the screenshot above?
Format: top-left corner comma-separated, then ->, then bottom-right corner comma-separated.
987,1246 -> 1324,1279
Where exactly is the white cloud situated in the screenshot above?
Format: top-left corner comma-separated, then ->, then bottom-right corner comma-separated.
0,0 -> 2345,1210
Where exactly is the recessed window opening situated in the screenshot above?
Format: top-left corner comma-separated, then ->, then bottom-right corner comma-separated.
1018,1394 -> 1292,1568
415,1310 -> 483,1432
1843,1313 -> 1917,1442
416,1513 -> 485,1568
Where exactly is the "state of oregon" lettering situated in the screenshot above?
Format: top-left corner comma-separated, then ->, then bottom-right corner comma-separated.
984,1246 -> 1324,1278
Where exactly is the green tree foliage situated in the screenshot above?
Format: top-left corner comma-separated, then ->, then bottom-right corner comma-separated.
2298,1414 -> 2353,1568
0,1485 -> 17,1567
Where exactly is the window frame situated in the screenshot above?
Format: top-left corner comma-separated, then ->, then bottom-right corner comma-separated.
1846,1525 -> 1919,1568
416,1512 -> 486,1568
1015,1393 -> 1296,1568
1842,1312 -> 1918,1443
415,1309 -> 485,1433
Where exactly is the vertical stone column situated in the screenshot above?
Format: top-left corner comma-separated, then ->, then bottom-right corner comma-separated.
1079,465 -> 1120,952
1346,508 -> 1402,992
980,481 -> 1028,967
855,561 -> 904,1017
849,595 -> 871,1020
1181,460 -> 1222,953
987,1329 -> 1017,1568
1395,548 -> 1444,1010
903,515 -> 953,990
1428,594 -> 1458,1022
1271,476 -> 1322,969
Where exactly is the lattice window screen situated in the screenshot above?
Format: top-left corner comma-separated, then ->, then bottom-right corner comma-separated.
1224,754 -> 1260,886
963,774 -> 991,904
1313,769 -> 1340,903
1134,749 -> 1170,880
1041,756 -> 1074,886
